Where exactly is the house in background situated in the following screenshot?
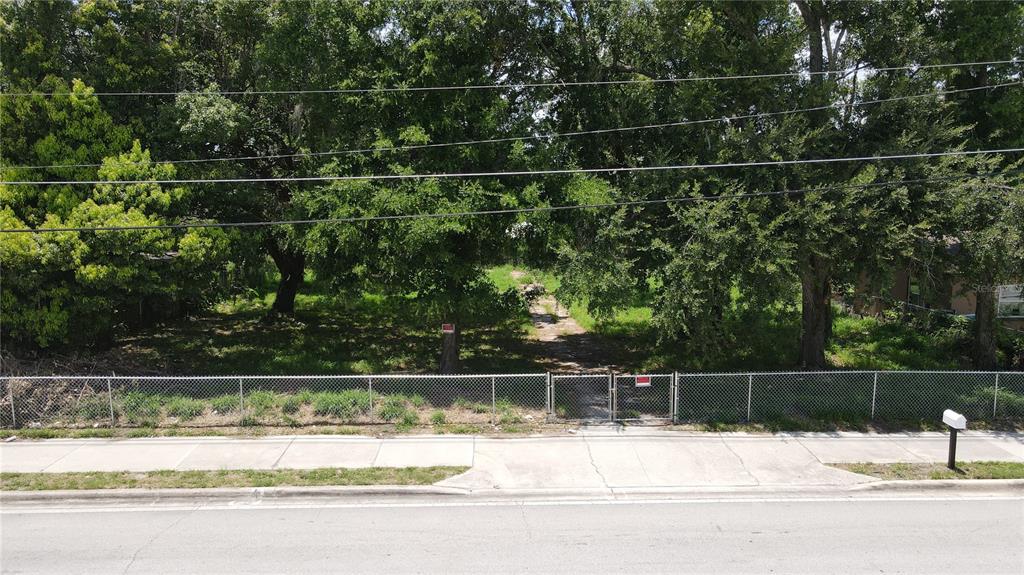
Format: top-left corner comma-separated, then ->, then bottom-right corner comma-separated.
852,268 -> 1024,331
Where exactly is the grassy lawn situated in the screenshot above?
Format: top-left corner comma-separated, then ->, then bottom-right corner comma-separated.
15,265 -> 1012,379
95,275 -> 539,375
0,466 -> 468,491
836,461 -> 1024,480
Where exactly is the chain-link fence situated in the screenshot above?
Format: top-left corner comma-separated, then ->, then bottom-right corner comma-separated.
1,370 -> 1021,429
676,370 -> 1022,425
0,374 -> 547,428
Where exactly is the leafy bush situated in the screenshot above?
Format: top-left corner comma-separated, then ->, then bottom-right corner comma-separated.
312,390 -> 371,419
398,411 -> 419,428
166,397 -> 205,420
120,392 -> 163,423
210,394 -> 241,414
430,410 -> 447,425
377,395 -> 410,422
246,390 -> 276,414
280,395 -> 303,414
74,395 -> 110,421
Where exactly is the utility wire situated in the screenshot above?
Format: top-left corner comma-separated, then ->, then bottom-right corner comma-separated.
8,80 -> 1020,171
2,172 -> 1017,235
2,58 -> 1017,97
3,148 -> 1022,186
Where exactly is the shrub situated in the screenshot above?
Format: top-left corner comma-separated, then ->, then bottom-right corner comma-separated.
312,390 -> 371,419
397,410 -> 419,429
430,410 -> 447,425
246,390 -> 276,414
74,395 -> 110,421
280,395 -> 303,414
120,392 -> 162,423
209,394 -> 241,414
166,397 -> 205,420
378,395 -> 410,422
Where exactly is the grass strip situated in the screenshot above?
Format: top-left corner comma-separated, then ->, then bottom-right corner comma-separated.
0,466 -> 468,491
836,461 -> 1024,480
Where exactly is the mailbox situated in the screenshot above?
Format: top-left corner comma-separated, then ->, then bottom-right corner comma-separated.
942,409 -> 967,430
942,409 -> 967,470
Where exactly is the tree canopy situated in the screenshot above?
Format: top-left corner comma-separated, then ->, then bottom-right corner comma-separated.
1,0 -> 1022,369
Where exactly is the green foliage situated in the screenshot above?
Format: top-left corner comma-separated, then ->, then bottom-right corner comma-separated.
430,410 -> 447,425
279,395 -> 303,415
74,395 -> 110,421
246,390 -> 276,415
119,392 -> 162,423
166,397 -> 205,421
377,395 -> 411,422
311,390 -> 371,419
209,395 -> 241,414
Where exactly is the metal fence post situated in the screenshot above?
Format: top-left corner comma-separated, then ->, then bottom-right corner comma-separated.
238,377 -> 245,416
870,372 -> 878,420
106,377 -> 115,427
491,376 -> 496,425
610,372 -> 617,422
671,371 -> 679,424
993,372 -> 1000,419
7,382 -> 15,429
746,374 -> 753,422
368,377 -> 374,423
546,372 -> 552,416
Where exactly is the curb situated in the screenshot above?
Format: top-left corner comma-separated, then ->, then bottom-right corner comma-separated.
0,484 -> 468,504
853,478 -> 1024,493
2,479 -> 1021,506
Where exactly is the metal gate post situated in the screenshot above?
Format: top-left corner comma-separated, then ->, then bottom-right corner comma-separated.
491,376 -> 496,425
107,377 -> 115,427
608,372 -> 614,422
870,372 -> 878,420
746,374 -> 753,422
993,373 -> 1000,418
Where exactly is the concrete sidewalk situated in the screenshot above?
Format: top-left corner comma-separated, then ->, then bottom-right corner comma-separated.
2,430 -> 1022,491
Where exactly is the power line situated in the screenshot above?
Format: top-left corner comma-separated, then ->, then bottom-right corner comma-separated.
4,148 -> 1022,186
2,59 -> 1018,97
8,80 -> 1020,171
2,172 -> 1017,235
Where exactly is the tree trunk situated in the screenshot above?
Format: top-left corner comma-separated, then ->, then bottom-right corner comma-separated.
800,256 -> 832,369
439,323 -> 460,374
266,240 -> 305,315
974,287 -> 998,370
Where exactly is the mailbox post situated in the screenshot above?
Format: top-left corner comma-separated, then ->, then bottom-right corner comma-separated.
942,409 -> 967,470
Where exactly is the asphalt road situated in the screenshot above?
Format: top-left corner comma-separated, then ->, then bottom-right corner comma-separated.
2,496 -> 1022,574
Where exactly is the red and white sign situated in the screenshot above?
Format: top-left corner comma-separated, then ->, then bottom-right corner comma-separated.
441,323 -> 455,334
635,375 -> 651,387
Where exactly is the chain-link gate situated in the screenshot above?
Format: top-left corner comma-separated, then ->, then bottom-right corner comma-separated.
614,374 -> 674,421
551,374 -> 612,421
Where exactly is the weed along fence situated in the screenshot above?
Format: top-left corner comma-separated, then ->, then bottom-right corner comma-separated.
1,371 -> 1022,429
